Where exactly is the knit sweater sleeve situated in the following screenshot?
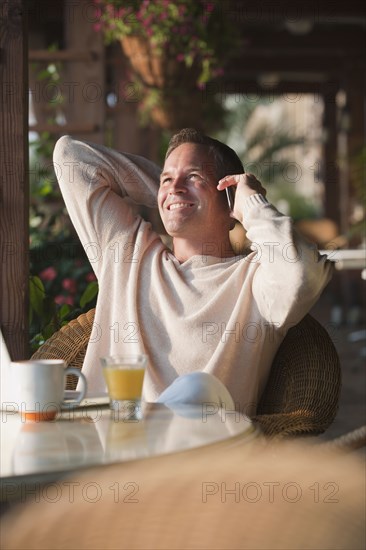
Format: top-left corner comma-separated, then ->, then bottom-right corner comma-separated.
53,136 -> 161,274
241,194 -> 333,329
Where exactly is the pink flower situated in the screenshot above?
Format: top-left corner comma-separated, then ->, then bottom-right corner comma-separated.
176,53 -> 185,62
39,267 -> 57,282
93,22 -> 102,32
55,295 -> 74,306
62,278 -> 77,294
86,272 -> 97,282
142,15 -> 153,27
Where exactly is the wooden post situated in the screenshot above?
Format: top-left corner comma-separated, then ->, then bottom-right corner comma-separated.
346,65 -> 366,240
322,86 -> 340,228
63,0 -> 105,144
0,0 -> 29,359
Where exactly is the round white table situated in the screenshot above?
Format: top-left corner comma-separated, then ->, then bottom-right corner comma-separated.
0,403 -> 258,502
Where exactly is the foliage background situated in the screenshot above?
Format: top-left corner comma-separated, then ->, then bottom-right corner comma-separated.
29,58 -> 98,352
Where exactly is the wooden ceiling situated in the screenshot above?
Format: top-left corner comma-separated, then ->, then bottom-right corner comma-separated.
27,1 -> 366,96
219,0 -> 366,94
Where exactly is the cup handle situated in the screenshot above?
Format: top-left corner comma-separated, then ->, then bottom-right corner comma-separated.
62,368 -> 87,408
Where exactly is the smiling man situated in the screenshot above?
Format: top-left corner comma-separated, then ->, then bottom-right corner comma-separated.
158,142 -> 235,261
53,128 -> 332,415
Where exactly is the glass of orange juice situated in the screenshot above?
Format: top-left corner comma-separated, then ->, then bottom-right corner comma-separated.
100,355 -> 147,420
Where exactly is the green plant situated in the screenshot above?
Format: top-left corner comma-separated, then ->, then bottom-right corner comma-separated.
29,49 -> 99,351
29,48 -> 66,247
93,0 -> 228,87
29,273 -> 98,353
214,96 -> 321,220
348,146 -> 366,242
268,183 -> 319,221
93,1 -> 238,129
216,97 -> 305,184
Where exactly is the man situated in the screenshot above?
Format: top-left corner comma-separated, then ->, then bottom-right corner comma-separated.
53,128 -> 332,415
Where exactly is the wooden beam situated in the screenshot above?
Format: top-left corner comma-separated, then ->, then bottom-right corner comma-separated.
29,123 -> 100,134
239,28 -> 366,56
224,53 -> 350,75
227,0 -> 366,20
208,79 -> 338,96
0,0 -> 29,359
29,49 -> 100,62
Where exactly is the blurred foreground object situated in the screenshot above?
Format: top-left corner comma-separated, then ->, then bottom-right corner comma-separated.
1,439 -> 364,550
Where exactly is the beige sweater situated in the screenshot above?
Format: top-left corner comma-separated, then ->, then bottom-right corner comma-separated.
54,136 -> 333,414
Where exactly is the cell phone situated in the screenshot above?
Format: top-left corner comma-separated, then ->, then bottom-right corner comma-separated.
225,187 -> 235,211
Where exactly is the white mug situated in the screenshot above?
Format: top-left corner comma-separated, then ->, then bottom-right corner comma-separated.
10,359 -> 87,421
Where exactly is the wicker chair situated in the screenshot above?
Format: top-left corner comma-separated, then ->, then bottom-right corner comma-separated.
253,314 -> 341,437
31,309 -> 342,437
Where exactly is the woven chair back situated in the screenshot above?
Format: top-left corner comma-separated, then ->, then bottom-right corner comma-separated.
31,310 -> 341,436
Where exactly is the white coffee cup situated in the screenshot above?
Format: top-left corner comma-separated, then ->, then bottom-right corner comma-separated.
11,359 -> 87,421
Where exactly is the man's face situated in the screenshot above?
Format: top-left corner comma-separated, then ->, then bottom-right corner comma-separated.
158,143 -> 231,240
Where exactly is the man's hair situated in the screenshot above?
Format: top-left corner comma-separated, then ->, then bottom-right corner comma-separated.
165,128 -> 244,180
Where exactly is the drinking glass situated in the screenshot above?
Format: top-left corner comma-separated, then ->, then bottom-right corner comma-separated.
100,355 -> 147,420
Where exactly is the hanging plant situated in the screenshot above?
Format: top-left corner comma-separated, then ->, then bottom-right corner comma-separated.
93,0 -> 236,129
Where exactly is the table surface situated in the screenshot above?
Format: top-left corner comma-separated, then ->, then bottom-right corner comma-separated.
1,403 -> 256,487
319,248 -> 366,270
